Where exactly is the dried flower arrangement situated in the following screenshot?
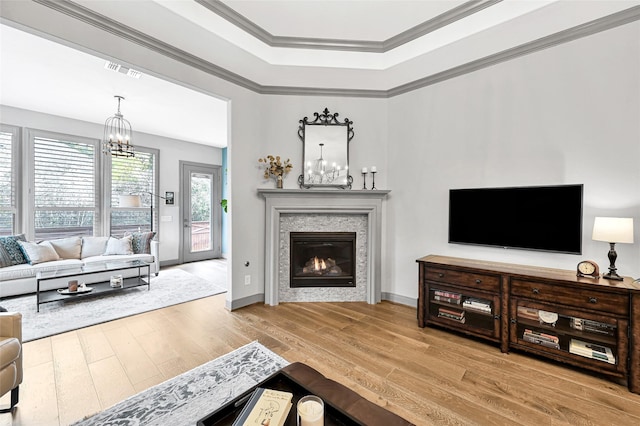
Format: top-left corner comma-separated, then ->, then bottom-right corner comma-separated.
258,155 -> 293,187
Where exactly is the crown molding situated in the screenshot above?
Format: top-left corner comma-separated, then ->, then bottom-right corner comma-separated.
388,5 -> 640,97
31,1 -> 640,99
195,0 -> 502,53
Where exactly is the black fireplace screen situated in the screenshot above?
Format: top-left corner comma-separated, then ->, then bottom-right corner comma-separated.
290,232 -> 356,288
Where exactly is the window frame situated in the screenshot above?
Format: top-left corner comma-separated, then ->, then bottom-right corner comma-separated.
25,128 -> 102,240
104,146 -> 160,237
0,124 -> 21,235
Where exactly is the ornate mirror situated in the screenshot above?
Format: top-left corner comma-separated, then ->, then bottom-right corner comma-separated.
298,108 -> 354,189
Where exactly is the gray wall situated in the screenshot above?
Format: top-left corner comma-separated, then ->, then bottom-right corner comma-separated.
3,4 -> 638,308
387,22 -> 640,301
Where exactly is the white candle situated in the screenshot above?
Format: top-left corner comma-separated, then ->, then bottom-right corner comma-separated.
371,166 -> 377,172
361,167 -> 367,173
298,398 -> 324,426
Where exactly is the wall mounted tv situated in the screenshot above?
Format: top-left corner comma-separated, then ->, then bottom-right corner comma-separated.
448,184 -> 583,254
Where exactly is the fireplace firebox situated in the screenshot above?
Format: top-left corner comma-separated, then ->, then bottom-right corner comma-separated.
290,232 -> 356,288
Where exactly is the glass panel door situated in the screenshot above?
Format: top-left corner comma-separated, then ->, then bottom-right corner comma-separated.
181,162 -> 221,262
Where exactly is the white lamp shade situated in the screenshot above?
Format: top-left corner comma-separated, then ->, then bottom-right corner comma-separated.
118,194 -> 142,208
592,217 -> 634,244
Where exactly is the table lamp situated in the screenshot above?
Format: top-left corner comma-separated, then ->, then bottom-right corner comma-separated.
592,217 -> 634,281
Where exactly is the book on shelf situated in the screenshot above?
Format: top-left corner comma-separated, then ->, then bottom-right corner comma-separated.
517,306 -> 540,321
434,295 -> 462,304
232,387 -> 293,426
438,307 -> 465,323
522,328 -> 560,350
570,318 -> 616,336
569,339 -> 615,364
434,290 -> 461,299
462,298 -> 491,313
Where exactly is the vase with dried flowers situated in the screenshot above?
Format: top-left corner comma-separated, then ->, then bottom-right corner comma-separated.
258,155 -> 293,188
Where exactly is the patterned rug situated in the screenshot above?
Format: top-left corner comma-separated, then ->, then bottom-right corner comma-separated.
0,268 -> 227,342
72,341 -> 289,426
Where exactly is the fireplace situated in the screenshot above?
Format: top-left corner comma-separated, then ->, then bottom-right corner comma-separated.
290,232 -> 356,288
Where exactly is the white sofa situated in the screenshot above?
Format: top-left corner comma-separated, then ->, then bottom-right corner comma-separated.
0,235 -> 159,298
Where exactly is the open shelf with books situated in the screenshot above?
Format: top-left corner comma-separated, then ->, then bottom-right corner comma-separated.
420,264 -> 502,343
510,299 -> 626,375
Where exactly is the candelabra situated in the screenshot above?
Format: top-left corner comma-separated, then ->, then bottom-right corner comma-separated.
371,171 -> 377,190
361,171 -> 367,190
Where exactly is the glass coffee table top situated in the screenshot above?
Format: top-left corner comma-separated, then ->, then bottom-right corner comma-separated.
36,259 -> 150,280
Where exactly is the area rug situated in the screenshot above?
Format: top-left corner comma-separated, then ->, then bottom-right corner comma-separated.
0,269 -> 227,342
72,341 -> 289,426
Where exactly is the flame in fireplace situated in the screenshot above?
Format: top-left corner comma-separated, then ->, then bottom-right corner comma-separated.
313,256 -> 327,271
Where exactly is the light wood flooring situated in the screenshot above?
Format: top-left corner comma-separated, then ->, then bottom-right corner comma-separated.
2,259 -> 640,425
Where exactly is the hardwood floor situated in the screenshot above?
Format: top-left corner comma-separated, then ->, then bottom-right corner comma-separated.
2,260 -> 640,425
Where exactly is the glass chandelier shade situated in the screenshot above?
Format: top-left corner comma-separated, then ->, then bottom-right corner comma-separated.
103,95 -> 135,158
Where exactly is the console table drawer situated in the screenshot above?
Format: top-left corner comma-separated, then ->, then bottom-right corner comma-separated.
425,267 -> 500,292
510,279 -> 628,315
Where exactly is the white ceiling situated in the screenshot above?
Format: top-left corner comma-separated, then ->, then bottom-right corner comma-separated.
1,0 -> 638,148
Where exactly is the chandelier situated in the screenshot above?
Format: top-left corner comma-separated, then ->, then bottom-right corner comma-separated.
103,95 -> 134,158
306,143 -> 346,184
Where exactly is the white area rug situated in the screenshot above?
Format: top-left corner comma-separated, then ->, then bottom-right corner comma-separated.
72,341 -> 289,426
0,269 -> 226,342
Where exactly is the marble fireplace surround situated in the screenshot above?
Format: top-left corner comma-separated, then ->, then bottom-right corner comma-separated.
258,189 -> 390,306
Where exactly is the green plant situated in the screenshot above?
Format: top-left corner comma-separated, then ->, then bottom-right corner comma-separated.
220,198 -> 228,213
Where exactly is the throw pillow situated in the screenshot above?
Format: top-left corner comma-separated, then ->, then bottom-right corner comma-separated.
18,240 -> 60,265
103,235 -> 133,255
0,234 -> 27,268
81,236 -> 109,259
125,231 -> 156,254
49,236 -> 82,259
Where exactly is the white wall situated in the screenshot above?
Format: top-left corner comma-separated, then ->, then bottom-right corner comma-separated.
387,22 -> 640,301
1,105 -> 222,263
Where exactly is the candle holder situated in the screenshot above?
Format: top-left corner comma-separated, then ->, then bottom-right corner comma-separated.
361,172 -> 368,190
370,171 -> 377,190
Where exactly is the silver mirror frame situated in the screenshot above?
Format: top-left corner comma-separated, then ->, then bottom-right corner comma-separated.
298,108 -> 354,189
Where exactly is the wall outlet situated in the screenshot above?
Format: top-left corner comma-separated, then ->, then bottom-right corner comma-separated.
244,275 -> 251,285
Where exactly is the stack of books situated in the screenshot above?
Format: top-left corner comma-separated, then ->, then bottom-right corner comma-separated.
233,388 -> 293,426
462,297 -> 491,313
433,290 -> 462,304
570,318 -> 615,336
522,328 -> 560,350
569,339 -> 615,364
438,307 -> 465,323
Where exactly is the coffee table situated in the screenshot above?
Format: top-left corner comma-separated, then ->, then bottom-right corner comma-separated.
197,362 -> 413,426
36,260 -> 151,312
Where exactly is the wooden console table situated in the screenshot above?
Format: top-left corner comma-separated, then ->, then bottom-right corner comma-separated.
416,255 -> 640,394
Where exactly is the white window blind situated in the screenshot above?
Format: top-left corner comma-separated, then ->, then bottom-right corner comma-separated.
0,129 -> 15,235
33,136 -> 96,239
111,150 -> 156,235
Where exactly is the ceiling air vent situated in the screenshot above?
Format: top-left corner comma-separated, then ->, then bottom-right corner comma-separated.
104,61 -> 121,72
104,61 -> 142,79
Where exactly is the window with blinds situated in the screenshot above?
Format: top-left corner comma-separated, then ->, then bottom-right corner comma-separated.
0,128 -> 16,236
111,150 -> 156,236
33,136 -> 96,239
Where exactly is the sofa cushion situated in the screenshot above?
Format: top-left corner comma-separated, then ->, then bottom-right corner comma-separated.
125,231 -> 156,254
0,234 -> 27,268
18,240 -> 60,265
103,236 -> 133,255
0,259 -> 83,281
50,236 -> 82,259
81,236 -> 109,259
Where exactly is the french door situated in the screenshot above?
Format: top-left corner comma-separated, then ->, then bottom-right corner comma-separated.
180,161 -> 221,262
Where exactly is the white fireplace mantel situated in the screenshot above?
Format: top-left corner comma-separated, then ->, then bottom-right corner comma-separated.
259,189 -> 390,306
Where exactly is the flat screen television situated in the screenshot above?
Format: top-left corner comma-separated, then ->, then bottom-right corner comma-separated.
448,184 -> 583,254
